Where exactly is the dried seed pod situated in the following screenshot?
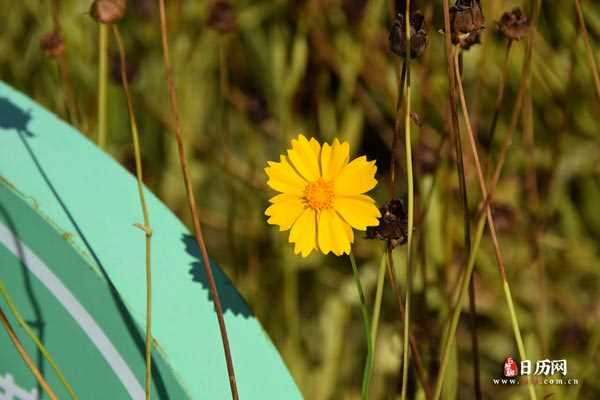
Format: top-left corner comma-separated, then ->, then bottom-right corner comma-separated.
497,7 -> 528,41
90,0 -> 126,24
490,202 -> 517,234
207,0 -> 237,33
450,0 -> 485,49
40,31 -> 65,58
342,0 -> 368,24
389,10 -> 428,59
366,199 -> 408,248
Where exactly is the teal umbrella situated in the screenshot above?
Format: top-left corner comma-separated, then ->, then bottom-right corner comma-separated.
0,82 -> 301,399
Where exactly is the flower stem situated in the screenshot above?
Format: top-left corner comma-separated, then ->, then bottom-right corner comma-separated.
349,252 -> 373,400
0,281 -> 77,399
98,24 -> 108,149
113,25 -> 154,400
369,252 -> 387,348
0,304 -> 58,400
401,0 -> 413,398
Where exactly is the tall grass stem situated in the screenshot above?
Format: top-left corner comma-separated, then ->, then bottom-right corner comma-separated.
156,1 -> 239,398
113,25 -> 154,400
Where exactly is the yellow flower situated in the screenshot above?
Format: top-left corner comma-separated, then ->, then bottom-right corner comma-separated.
265,134 -> 381,257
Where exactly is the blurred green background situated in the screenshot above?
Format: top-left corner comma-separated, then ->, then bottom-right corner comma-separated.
2,0 -> 600,399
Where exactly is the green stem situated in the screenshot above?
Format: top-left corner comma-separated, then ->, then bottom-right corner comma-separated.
370,252 -> 387,348
349,252 -> 373,400
504,281 -> 537,400
98,24 -> 108,149
433,212 -> 486,400
401,1 -> 413,398
113,25 -> 153,400
0,282 -> 77,399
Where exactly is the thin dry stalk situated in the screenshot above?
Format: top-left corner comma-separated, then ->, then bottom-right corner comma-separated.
0,305 -> 58,400
574,0 -> 600,102
453,48 -> 537,400
483,0 -> 541,224
439,1 -> 480,398
156,2 -> 239,398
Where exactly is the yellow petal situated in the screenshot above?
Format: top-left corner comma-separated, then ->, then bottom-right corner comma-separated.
321,138 -> 350,181
318,210 -> 354,256
309,137 -> 321,159
265,155 -> 307,195
287,135 -> 321,182
333,156 -> 377,195
334,195 -> 381,230
289,208 -> 317,257
317,210 -> 334,255
265,194 -> 306,231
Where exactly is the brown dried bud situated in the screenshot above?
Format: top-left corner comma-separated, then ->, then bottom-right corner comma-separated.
497,8 -> 528,41
389,11 -> 428,59
40,31 -> 65,58
490,202 -> 517,234
366,199 -> 408,248
450,0 -> 485,49
208,1 -> 237,33
90,0 -> 126,24
342,0 -> 368,24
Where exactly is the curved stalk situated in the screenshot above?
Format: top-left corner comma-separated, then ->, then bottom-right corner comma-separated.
113,26 -> 154,400
453,48 -> 537,400
156,1 -> 239,398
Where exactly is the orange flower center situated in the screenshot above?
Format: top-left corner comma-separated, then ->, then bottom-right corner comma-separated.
304,178 -> 335,210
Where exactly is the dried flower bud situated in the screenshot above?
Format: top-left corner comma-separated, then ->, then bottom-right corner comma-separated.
342,0 -> 368,24
450,0 -> 485,49
491,202 -> 517,234
389,10 -> 428,59
90,0 -> 126,24
497,8 -> 528,41
208,1 -> 237,33
366,199 -> 408,248
40,31 -> 65,58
